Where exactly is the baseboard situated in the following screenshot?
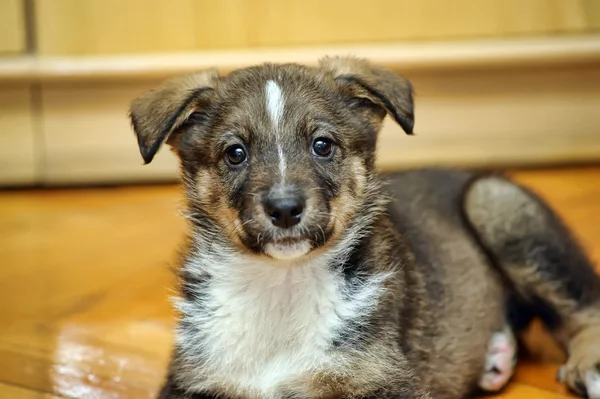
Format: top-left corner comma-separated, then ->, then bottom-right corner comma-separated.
2,35 -> 600,82
1,36 -> 599,186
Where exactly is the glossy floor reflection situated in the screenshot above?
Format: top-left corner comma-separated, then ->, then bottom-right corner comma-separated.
0,167 -> 599,398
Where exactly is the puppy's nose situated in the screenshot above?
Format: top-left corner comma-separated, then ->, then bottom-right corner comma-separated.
264,196 -> 305,228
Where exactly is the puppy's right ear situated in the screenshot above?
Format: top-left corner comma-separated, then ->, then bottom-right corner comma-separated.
129,69 -> 219,164
319,56 -> 414,134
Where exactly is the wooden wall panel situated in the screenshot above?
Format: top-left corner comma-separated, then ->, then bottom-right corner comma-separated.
376,66 -> 600,169
35,64 -> 600,185
34,0 -> 197,56
583,0 -> 600,29
0,85 -> 37,185
493,0 -> 587,35
195,0 -> 595,48
0,0 -> 26,54
40,82 -> 179,184
34,0 -> 598,56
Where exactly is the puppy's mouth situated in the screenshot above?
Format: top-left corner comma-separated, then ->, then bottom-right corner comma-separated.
238,209 -> 333,260
263,237 -> 312,260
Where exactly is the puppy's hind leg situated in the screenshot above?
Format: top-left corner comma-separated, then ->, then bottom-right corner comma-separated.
462,175 -> 600,398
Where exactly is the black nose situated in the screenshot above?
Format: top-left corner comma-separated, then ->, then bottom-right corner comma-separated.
264,196 -> 305,228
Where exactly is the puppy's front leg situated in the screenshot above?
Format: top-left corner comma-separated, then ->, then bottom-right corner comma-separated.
355,386 -> 432,399
157,374 -> 219,399
157,374 -> 185,399
351,372 -> 433,399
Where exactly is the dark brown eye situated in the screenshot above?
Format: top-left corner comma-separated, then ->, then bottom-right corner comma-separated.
311,138 -> 334,158
225,145 -> 247,166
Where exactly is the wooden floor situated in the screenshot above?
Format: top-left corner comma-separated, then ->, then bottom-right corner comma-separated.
0,166 -> 599,399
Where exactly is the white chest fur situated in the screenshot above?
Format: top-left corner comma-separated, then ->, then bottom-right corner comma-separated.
175,248 -> 391,399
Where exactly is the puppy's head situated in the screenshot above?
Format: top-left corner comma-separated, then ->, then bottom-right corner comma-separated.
129,56 -> 413,261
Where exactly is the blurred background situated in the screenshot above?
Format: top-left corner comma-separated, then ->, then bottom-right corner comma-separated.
0,1 -> 599,398
1,0 -> 600,185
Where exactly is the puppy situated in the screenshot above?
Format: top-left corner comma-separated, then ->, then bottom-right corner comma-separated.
129,57 -> 600,399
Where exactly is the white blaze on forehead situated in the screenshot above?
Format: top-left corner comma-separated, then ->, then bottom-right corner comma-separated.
265,80 -> 284,125
265,80 -> 287,180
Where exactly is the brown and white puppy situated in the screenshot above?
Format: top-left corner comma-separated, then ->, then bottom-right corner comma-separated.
129,57 -> 600,399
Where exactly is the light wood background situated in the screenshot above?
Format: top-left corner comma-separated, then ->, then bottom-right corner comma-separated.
33,0 -> 600,55
34,63 -> 600,185
0,85 -> 37,184
0,0 -> 26,55
0,1 -> 599,186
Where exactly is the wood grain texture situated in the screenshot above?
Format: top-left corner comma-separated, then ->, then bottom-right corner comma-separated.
0,84 -> 37,185
34,0 -> 197,56
0,382 -> 61,398
0,0 -> 26,55
0,185 -> 183,398
32,0 -> 599,56
0,166 -> 598,398
583,0 -> 600,29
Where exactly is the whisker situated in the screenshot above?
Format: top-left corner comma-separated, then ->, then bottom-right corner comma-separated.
317,224 -> 326,244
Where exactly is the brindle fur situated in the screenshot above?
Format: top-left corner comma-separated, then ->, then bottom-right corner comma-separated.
129,57 -> 600,399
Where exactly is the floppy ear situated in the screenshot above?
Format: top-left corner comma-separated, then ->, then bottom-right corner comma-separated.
319,56 -> 414,134
129,69 -> 219,164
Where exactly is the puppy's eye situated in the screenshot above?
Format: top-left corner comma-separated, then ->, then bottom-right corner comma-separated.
225,145 -> 247,166
311,138 -> 334,158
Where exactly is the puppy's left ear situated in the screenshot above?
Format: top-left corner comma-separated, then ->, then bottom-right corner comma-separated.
319,56 -> 414,134
129,69 -> 219,164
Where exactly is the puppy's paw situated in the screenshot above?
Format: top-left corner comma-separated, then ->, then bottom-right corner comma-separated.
478,328 -> 518,392
557,339 -> 600,398
556,325 -> 600,398
557,362 -> 600,398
